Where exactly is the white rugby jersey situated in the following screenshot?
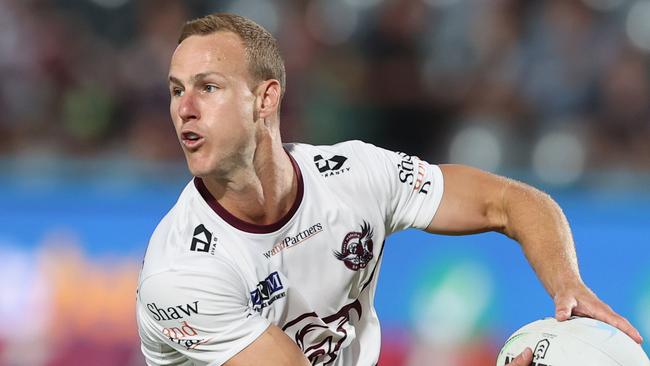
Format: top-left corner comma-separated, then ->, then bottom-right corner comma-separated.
136,140 -> 444,366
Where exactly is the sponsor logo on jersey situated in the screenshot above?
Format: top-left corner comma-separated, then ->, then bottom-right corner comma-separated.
250,271 -> 286,312
397,152 -> 431,195
190,224 -> 217,255
334,222 -> 374,271
283,299 -> 362,365
147,301 -> 199,321
162,321 -> 208,350
314,154 -> 350,177
263,223 -> 324,259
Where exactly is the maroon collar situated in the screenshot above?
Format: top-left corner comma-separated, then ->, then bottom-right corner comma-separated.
193,153 -> 304,234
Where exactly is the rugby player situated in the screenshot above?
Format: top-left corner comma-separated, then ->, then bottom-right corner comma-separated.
136,13 -> 642,366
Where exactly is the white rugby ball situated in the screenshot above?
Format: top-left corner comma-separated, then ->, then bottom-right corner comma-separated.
496,317 -> 650,365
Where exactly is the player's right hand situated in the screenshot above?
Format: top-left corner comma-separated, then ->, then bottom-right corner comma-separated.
504,347 -> 532,366
553,283 -> 643,344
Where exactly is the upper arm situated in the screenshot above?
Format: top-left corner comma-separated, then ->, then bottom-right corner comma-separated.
426,164 -> 511,235
224,324 -> 309,366
349,141 -> 445,234
137,266 -> 274,366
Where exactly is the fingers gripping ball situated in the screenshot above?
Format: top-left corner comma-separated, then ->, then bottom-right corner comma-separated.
496,317 -> 650,366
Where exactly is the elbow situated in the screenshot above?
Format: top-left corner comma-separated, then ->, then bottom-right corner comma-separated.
485,177 -> 514,237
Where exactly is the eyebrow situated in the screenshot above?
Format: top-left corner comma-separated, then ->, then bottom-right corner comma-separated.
168,72 -> 227,86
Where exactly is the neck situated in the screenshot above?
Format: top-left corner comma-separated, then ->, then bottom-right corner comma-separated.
201,127 -> 298,226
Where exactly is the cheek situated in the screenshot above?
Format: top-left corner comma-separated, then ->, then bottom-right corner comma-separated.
242,92 -> 257,120
170,118 -> 182,136
169,102 -> 181,129
218,96 -> 255,132
228,83 -> 257,119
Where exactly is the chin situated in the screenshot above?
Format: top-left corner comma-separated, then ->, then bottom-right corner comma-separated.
187,165 -> 215,179
185,156 -> 213,178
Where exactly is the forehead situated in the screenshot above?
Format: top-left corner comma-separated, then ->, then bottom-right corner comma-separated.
169,32 -> 248,79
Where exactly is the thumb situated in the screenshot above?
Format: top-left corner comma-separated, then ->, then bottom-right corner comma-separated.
509,347 -> 533,366
555,307 -> 572,321
554,294 -> 577,321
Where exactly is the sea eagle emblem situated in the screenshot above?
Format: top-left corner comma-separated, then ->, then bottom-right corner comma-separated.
334,222 -> 374,271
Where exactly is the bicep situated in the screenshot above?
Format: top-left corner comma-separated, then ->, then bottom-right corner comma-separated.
426,164 -> 510,235
224,324 -> 309,366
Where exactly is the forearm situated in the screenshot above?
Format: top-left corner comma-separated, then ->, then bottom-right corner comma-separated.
499,180 -> 582,298
428,165 -> 642,342
428,165 -> 583,297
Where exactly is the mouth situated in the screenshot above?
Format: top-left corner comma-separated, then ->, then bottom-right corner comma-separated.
181,130 -> 205,150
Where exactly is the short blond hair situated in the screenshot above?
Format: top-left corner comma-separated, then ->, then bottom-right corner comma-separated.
179,13 -> 286,97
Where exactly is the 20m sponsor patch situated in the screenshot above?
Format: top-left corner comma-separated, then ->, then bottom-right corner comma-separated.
250,272 -> 286,313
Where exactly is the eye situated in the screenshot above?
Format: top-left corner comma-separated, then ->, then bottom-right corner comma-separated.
171,87 -> 184,97
204,84 -> 219,93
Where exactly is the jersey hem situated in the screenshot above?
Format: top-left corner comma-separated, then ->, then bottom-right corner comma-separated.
209,321 -> 271,366
413,164 -> 445,229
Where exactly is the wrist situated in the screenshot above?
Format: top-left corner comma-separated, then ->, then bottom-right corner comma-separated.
548,274 -> 584,298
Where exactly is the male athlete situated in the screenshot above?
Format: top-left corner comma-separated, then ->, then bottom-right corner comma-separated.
136,13 -> 642,366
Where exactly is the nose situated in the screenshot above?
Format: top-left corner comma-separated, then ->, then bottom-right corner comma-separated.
178,93 -> 200,123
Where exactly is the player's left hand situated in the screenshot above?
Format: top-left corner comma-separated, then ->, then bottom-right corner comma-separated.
553,282 -> 643,344
504,348 -> 532,366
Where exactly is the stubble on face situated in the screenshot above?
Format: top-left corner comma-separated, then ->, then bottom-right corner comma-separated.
168,32 -> 259,180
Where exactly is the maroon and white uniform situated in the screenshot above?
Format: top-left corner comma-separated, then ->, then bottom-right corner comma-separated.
136,140 -> 444,365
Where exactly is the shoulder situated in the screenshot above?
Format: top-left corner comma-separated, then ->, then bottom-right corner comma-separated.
137,251 -> 250,334
285,140 -> 391,180
136,260 -> 268,365
149,180 -> 197,240
286,139 -> 377,159
138,257 -> 247,305
140,180 -> 226,280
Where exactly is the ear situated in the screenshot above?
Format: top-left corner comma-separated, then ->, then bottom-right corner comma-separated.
255,79 -> 282,119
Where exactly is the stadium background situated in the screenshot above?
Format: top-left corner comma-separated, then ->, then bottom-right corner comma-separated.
1,0 -> 649,365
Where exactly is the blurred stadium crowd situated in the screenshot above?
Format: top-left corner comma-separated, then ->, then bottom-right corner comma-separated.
2,0 -> 650,186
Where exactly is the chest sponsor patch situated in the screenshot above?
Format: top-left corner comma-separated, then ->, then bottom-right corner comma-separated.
263,223 -> 323,259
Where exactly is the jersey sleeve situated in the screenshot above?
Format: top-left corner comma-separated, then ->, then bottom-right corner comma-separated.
351,141 -> 444,234
136,262 -> 270,366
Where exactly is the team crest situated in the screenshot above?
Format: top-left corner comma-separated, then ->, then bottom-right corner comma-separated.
334,222 -> 374,271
